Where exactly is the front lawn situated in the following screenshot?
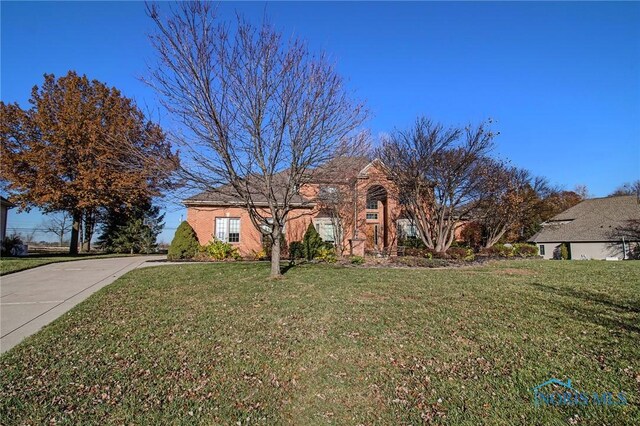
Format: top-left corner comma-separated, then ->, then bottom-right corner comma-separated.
1,261 -> 638,424
0,253 -> 136,276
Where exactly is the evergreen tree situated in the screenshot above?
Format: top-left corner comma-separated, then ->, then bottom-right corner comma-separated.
302,223 -> 323,261
168,221 -> 200,260
98,201 -> 164,254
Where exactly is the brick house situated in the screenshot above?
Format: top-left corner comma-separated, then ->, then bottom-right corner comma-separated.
184,158 -> 417,257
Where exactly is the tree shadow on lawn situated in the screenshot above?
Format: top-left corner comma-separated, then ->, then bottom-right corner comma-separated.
524,282 -> 640,335
526,282 -> 640,314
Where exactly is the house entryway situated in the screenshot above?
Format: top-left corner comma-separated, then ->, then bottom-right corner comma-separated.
365,185 -> 388,253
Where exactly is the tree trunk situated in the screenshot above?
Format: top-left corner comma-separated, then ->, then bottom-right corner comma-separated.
69,211 -> 81,255
270,231 -> 282,278
484,229 -> 507,249
82,209 -> 95,252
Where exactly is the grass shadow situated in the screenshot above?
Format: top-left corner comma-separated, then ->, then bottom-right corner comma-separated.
526,282 -> 640,314
525,282 -> 640,335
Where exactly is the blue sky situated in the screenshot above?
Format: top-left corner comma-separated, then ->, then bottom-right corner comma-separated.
2,1 -> 639,243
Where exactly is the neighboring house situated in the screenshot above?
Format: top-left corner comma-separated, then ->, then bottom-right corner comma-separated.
184,158 -> 417,257
529,195 -> 640,260
1,196 -> 15,242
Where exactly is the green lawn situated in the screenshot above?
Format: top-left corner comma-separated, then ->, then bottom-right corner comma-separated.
1,261 -> 638,424
0,253 -> 135,276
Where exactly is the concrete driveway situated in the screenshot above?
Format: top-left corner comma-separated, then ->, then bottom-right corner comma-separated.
0,255 -> 165,353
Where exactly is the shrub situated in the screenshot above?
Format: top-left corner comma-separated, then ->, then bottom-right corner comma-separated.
350,255 -> 365,265
482,243 -> 514,258
404,247 -> 435,259
399,237 -> 425,249
289,241 -> 304,261
513,243 -> 538,258
302,223 -> 323,260
201,239 -> 241,261
1,234 -> 24,257
447,247 -> 475,261
460,221 -> 483,250
316,246 -> 337,263
252,248 -> 268,261
395,256 -> 448,268
167,221 -> 200,260
560,243 -> 569,260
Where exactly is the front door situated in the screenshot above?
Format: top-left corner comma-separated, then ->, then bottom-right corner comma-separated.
365,224 -> 382,252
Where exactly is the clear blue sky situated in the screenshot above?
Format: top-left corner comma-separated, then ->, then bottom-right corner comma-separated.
2,1 -> 639,243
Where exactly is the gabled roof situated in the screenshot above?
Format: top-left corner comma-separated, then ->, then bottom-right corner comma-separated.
357,158 -> 390,178
529,195 -> 640,243
183,174 -> 311,207
0,196 -> 15,208
183,157 -> 375,207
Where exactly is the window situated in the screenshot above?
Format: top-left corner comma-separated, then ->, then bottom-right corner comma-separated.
397,219 -> 417,239
366,212 -> 378,220
215,217 -> 240,243
260,218 -> 285,233
366,198 -> 378,210
319,186 -> 338,202
373,224 -> 379,246
539,245 -> 545,256
313,218 -> 337,242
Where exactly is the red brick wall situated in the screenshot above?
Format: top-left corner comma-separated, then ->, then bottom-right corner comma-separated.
187,206 -> 318,257
185,161 -> 405,257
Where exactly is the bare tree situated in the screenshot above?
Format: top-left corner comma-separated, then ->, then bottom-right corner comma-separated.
43,212 -> 72,246
377,118 -> 497,253
574,184 -> 590,200
475,165 -> 552,248
610,180 -> 640,197
146,2 -> 367,277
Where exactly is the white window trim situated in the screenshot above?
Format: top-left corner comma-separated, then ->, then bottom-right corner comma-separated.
313,218 -> 338,243
397,218 -> 418,238
215,217 -> 240,243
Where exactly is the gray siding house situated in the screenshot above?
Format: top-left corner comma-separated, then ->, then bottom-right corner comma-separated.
529,195 -> 640,260
1,196 -> 15,242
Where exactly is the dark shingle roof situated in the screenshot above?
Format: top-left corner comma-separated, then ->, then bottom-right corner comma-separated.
183,166 -> 318,207
183,157 -> 373,207
529,195 -> 640,243
0,196 -> 15,208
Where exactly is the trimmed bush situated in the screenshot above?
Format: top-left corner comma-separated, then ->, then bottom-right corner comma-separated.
399,237 -> 425,249
200,239 -> 241,261
316,246 -> 337,263
302,223 -> 323,261
289,241 -> 304,261
252,248 -> 268,261
513,243 -> 538,258
404,247 -> 435,259
447,247 -> 475,261
167,221 -> 200,260
395,256 -> 448,268
482,243 -> 514,258
350,255 -> 365,265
